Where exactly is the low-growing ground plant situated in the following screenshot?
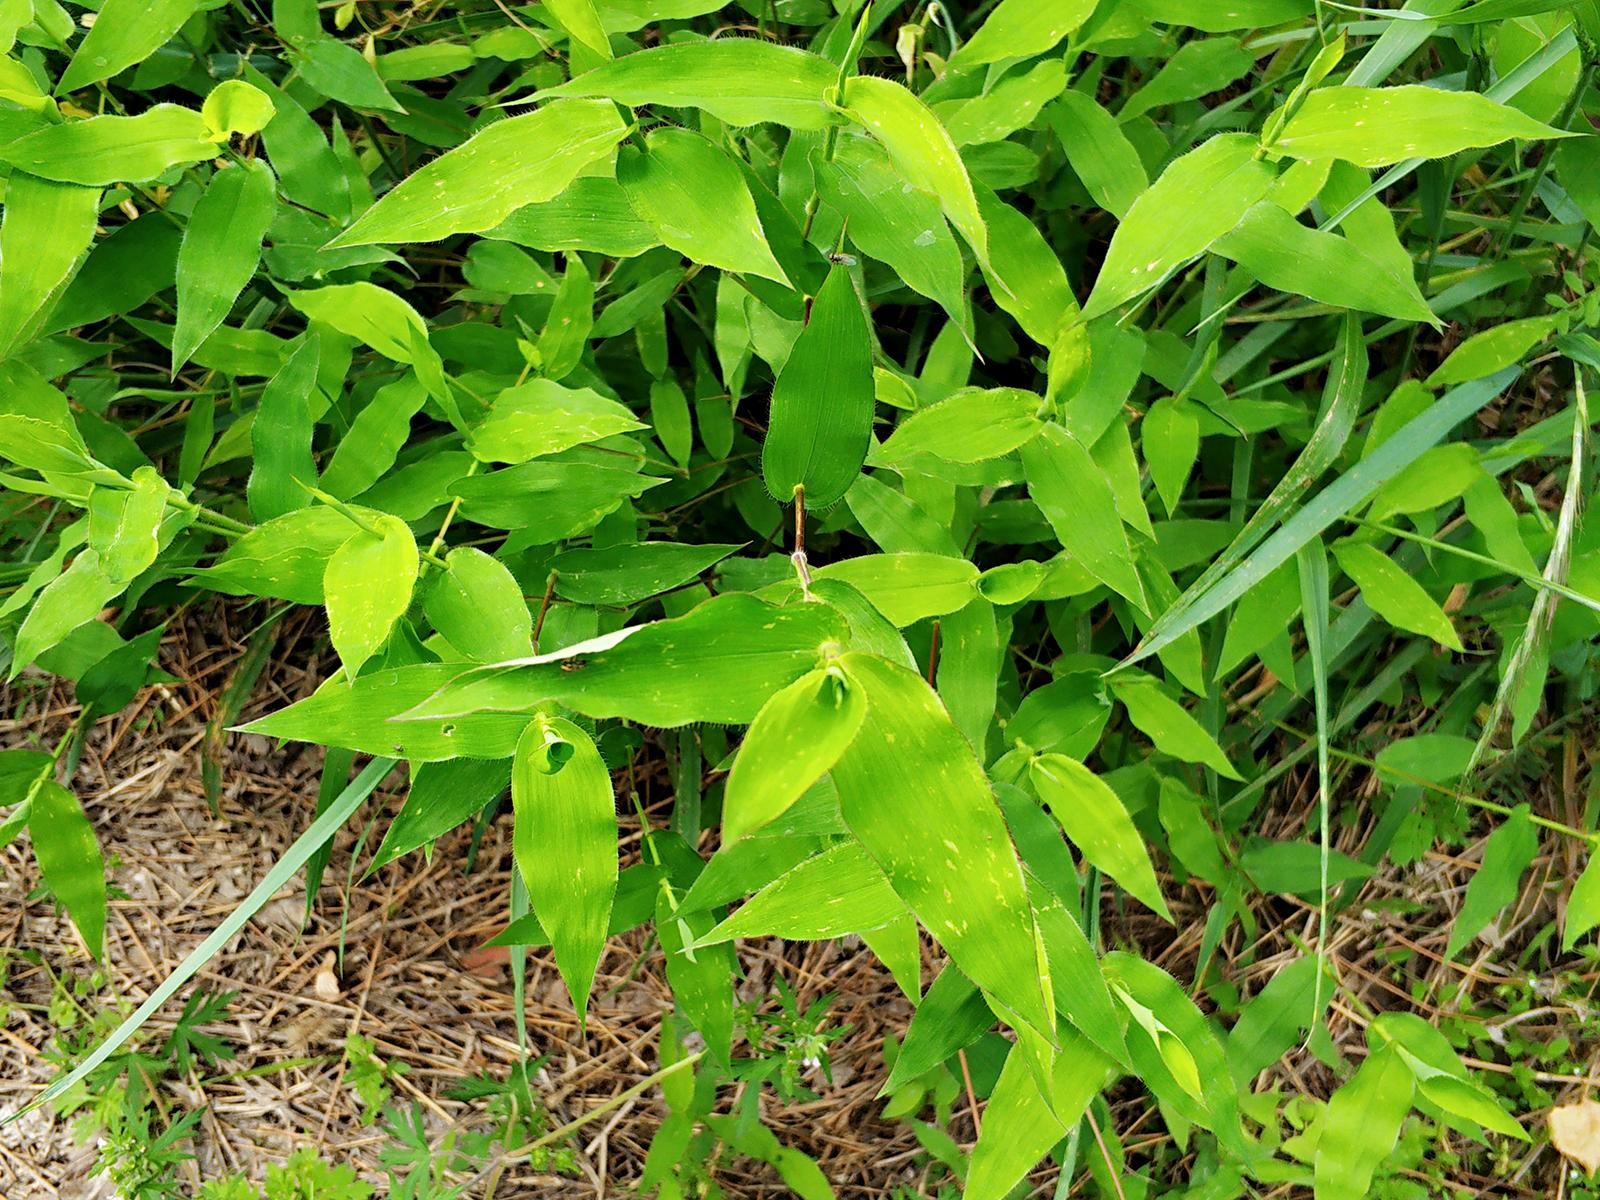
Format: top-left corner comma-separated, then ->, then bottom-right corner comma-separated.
3,0 -> 1600,1195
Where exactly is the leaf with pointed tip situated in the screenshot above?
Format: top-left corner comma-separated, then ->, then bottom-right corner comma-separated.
1030,753 -> 1170,919
173,160 -> 277,372
324,514 -> 418,678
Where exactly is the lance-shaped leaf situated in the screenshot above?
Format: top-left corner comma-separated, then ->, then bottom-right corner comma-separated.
1083,132 -> 1275,320
467,378 -> 644,464
818,133 -> 967,331
60,0 -> 204,91
1110,675 -> 1243,780
424,546 -> 533,663
1021,422 -> 1148,611
238,663 -> 532,760
842,75 -> 987,261
1269,85 -> 1571,168
950,0 -> 1095,68
326,99 -> 628,247
512,715 -> 617,1026
87,466 -> 169,584
761,262 -> 873,508
1444,804 -> 1537,959
695,841 -> 905,945
617,127 -> 787,284
324,514 -> 418,679
0,174 -> 99,359
724,666 -> 866,842
370,757 -> 512,874
405,593 -> 848,728
1314,1043 -> 1415,1200
878,386 -> 1043,466
0,106 -> 219,185
551,542 -> 742,606
29,779 -> 106,959
831,652 -> 1053,1041
1333,540 -> 1463,652
246,333 -> 320,521
544,39 -> 840,129
544,0 -> 610,58
1030,753 -> 1170,919
174,159 -> 278,372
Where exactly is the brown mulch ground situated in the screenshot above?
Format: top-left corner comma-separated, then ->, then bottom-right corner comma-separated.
0,607 -> 928,1198
0,603 -> 1592,1197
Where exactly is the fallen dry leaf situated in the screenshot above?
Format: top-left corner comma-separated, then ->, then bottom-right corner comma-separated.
313,952 -> 341,1001
1550,1100 -> 1600,1174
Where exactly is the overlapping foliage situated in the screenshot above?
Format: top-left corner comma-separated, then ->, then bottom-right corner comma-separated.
3,0 -> 1600,1194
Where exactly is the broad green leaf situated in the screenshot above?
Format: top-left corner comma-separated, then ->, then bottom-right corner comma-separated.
239,663 -> 532,760
405,593 -> 848,728
1006,675 -> 1111,758
939,59 -> 1067,147
326,100 -> 628,246
88,467 -> 168,583
1444,804 -> 1538,959
0,106 -> 218,185
324,513 -> 419,678
1127,0 -> 1313,31
1083,133 -> 1274,319
1143,397 -> 1199,517
551,542 -> 742,606
950,0 -> 1094,67
1227,955 -> 1330,1082
1314,1044 -> 1414,1200
318,372 -> 428,499
188,505 -> 366,604
817,133 -> 966,330
545,39 -> 839,128
1563,852 -> 1600,951
884,965 -> 991,1092
0,360 -> 97,473
1046,91 -> 1147,218
976,187 -> 1076,345
1367,443 -> 1482,523
724,666 -> 866,842
695,841 -> 904,944
649,377 -> 692,467
617,127 -> 787,284
1031,752 -> 1169,919
512,714 -> 616,1024
842,75 -> 987,260
485,176 -> 660,258
290,38 -> 403,112
811,552 -> 978,626
1121,37 -> 1255,121
12,550 -> 122,675
1332,540 -> 1463,651
935,595 -> 1001,751
370,757 -> 512,872
1270,85 -> 1570,168
467,378 -> 645,464
832,652 -> 1053,1040
490,862 -> 663,947
174,160 -> 277,372
1124,367 -> 1515,667
761,263 -> 872,508
1213,200 -> 1434,322
1028,875 -> 1126,1060
1021,422 -> 1148,611
29,780 -> 105,959
0,174 -> 100,358
1112,675 -> 1243,779
544,0 -> 611,58
967,1034 -> 1104,1200
201,80 -> 276,140
449,459 -> 663,539
538,253 -> 594,381
425,547 -> 533,662
60,0 -> 202,92
1410,1067 -> 1528,1139
246,333 -> 320,521
679,832 -> 830,913
1426,316 -> 1556,387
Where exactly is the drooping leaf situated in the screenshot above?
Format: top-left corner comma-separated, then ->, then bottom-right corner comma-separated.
424,547 -> 533,662
173,160 -> 278,372
1083,133 -> 1275,319
1030,753 -> 1170,919
695,841 -> 905,945
512,714 -> 617,1025
723,666 -> 866,842
323,513 -> 419,678
1444,804 -> 1538,959
1332,540 -> 1463,652
618,128 -> 787,284
761,263 -> 873,508
832,652 -> 1053,1041
30,780 -> 106,958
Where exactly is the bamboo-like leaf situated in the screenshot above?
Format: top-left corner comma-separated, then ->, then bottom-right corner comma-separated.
512,715 -> 617,1025
174,160 -> 277,372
